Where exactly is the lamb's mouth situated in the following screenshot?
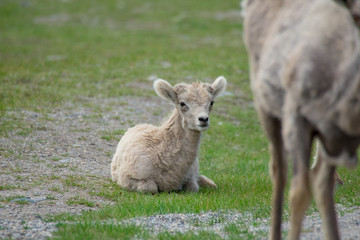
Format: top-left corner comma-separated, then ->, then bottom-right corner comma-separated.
197,124 -> 209,131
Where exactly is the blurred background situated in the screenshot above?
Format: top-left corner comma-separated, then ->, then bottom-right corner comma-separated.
0,0 -> 249,115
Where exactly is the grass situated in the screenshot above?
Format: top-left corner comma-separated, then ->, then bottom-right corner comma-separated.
100,129 -> 126,141
0,185 -> 19,191
62,175 -> 88,189
66,196 -> 96,208
54,222 -> 152,240
1,0 -> 360,239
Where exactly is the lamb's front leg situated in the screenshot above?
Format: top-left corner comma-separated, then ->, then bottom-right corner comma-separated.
182,158 -> 217,191
182,180 -> 199,192
181,158 -> 200,192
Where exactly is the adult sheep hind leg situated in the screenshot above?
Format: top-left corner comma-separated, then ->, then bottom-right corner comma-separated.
312,141 -> 344,185
257,107 -> 287,240
283,99 -> 313,240
311,143 -> 339,240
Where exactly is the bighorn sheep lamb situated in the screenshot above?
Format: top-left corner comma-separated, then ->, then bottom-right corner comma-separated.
243,0 -> 360,239
111,77 -> 227,193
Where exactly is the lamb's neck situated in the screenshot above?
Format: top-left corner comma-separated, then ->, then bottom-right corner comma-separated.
162,110 -> 202,153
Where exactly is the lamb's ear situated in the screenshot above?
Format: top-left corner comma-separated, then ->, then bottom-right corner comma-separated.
153,79 -> 177,103
210,76 -> 227,98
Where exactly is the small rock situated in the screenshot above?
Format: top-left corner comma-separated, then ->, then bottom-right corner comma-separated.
59,159 -> 70,163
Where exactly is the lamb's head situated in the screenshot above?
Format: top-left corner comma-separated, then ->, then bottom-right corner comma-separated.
154,76 -> 227,131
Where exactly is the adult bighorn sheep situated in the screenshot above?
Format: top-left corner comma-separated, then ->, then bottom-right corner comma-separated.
111,77 -> 226,193
243,0 -> 360,239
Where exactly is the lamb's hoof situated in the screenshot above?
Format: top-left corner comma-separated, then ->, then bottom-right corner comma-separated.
136,180 -> 159,194
198,175 -> 217,189
183,181 -> 200,192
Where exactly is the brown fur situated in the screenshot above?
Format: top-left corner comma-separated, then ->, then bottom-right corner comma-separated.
243,0 -> 360,239
110,77 -> 226,193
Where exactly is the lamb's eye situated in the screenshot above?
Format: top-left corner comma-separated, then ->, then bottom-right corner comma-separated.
180,102 -> 187,107
209,101 -> 214,111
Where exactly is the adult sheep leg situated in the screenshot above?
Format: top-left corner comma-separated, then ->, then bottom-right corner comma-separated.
311,143 -> 340,240
312,141 -> 344,185
283,103 -> 312,240
257,107 -> 287,240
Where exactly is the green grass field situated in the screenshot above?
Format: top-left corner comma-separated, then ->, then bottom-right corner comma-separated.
1,0 -> 360,239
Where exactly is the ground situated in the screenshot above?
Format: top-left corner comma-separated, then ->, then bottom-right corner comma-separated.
0,89 -> 172,239
1,88 -> 359,239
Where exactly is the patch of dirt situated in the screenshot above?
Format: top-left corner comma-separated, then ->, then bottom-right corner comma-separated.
0,95 -> 172,239
113,207 -> 360,239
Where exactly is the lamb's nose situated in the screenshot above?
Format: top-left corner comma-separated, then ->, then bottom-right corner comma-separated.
198,116 -> 209,123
